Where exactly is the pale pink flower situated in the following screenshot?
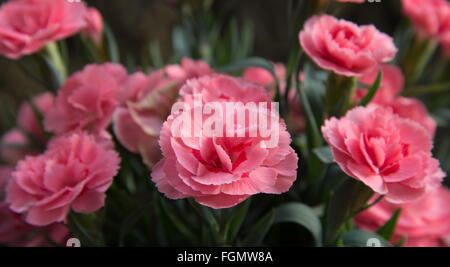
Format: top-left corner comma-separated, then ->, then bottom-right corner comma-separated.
402,0 -> 450,39
299,15 -> 397,77
355,186 -> 450,247
355,64 -> 405,105
113,58 -> 212,167
390,97 -> 437,138
6,131 -> 120,226
0,0 -> 89,59
165,57 -> 213,81
151,74 -> 299,209
0,129 -> 33,165
322,105 -> 445,203
354,65 -> 436,137
44,63 -> 128,135
82,8 -> 104,45
0,166 -> 70,246
17,92 -> 54,142
243,64 -> 305,134
0,93 -> 54,164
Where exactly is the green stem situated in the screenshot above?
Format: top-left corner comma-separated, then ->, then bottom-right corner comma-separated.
403,36 -> 438,87
44,42 -> 67,87
325,72 -> 358,118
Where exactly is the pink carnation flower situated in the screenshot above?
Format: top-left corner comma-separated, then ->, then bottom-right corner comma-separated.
356,186 -> 450,247
82,8 -> 104,45
151,74 -> 299,209
355,65 -> 436,137
0,92 -> 54,164
0,166 -> 70,246
6,132 -> 120,226
402,0 -> 450,39
113,58 -> 212,167
0,0 -> 89,59
165,57 -> 213,81
44,63 -> 128,135
0,129 -> 33,165
243,63 -> 305,134
390,97 -> 437,138
299,15 -> 397,77
17,92 -> 54,142
355,64 -> 405,105
322,105 -> 445,203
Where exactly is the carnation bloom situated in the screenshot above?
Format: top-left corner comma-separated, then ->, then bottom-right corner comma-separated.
6,132 -> 120,226
354,65 -> 436,137
402,0 -> 450,39
165,57 -> 213,81
151,74 -> 299,209
44,63 -> 128,135
243,63 -> 305,134
299,15 -> 397,77
322,105 -> 445,203
0,0 -> 90,59
113,58 -> 212,167
0,92 -> 54,164
82,8 -> 104,45
355,64 -> 404,105
0,129 -> 34,165
0,166 -> 70,247
355,186 -> 450,247
17,92 -> 54,142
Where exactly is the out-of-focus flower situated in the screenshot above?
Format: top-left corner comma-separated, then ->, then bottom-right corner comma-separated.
82,8 -> 104,45
0,129 -> 33,165
151,74 -> 299,209
299,15 -> 397,77
356,186 -> 450,247
0,0 -> 90,59
0,93 -> 54,164
354,65 -> 436,137
44,63 -> 128,136
113,58 -> 213,167
6,132 -> 120,226
402,0 -> 450,39
355,64 -> 404,105
0,166 -> 70,246
243,64 -> 305,134
322,105 -> 445,204
165,57 -> 214,81
17,92 -> 54,142
390,97 -> 437,138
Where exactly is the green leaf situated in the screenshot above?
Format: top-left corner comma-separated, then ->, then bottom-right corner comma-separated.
325,178 -> 374,244
273,203 -> 323,246
225,199 -> 251,245
149,40 -> 164,69
402,82 -> 450,97
242,209 -> 275,246
157,198 -> 197,242
312,146 -> 334,164
359,70 -> 382,107
343,230 -> 391,247
377,208 -> 402,241
119,202 -> 152,247
104,23 -> 120,63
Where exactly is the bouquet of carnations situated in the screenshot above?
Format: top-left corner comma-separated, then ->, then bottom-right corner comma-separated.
0,0 -> 449,248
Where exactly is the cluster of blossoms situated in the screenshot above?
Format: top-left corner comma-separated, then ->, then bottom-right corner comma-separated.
0,0 -> 448,247
298,1 -> 449,246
